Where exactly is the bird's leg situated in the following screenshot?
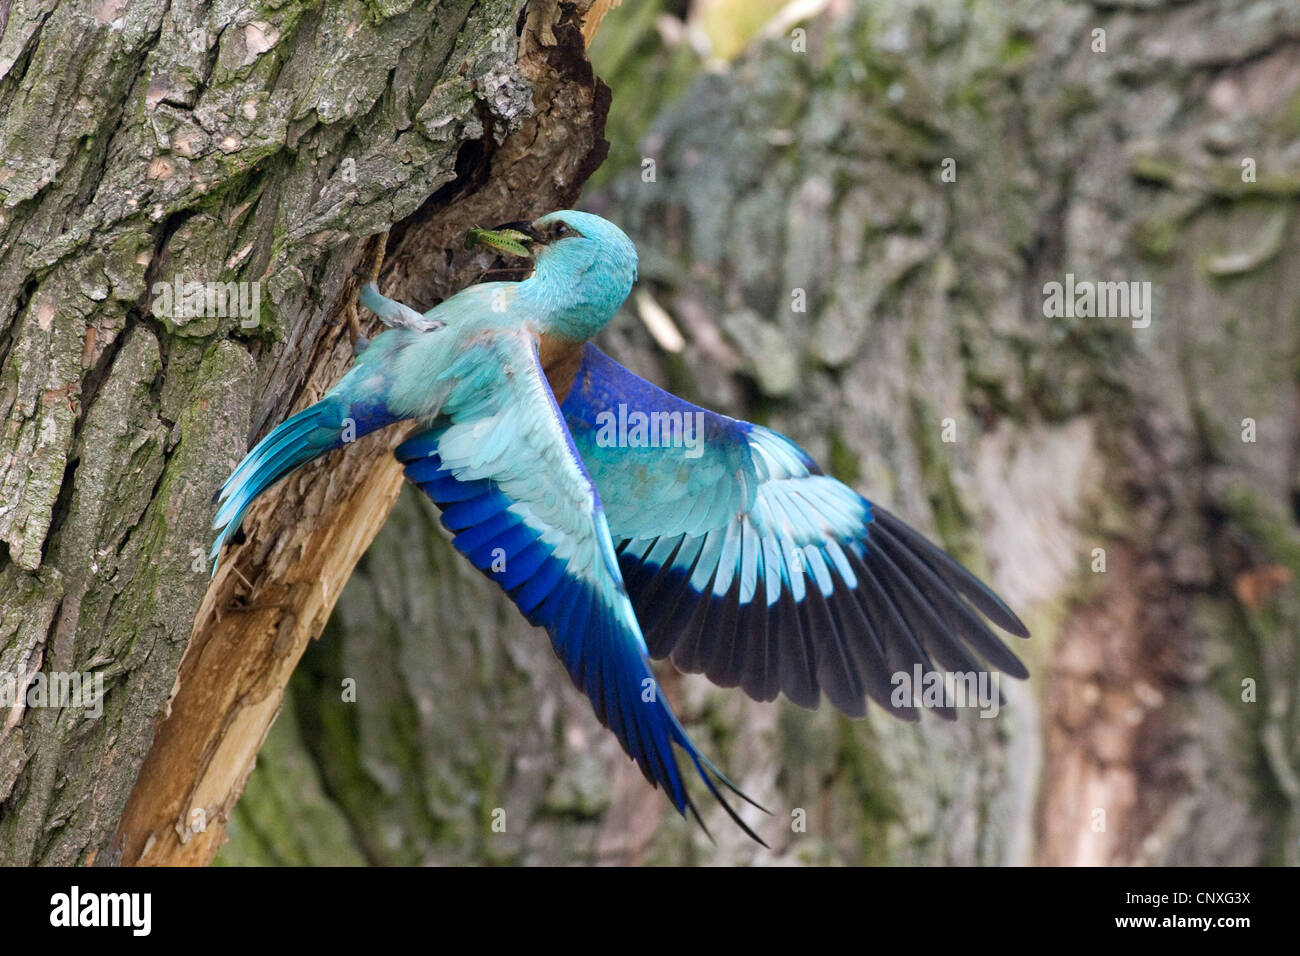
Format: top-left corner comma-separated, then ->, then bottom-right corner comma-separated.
347,234 -> 419,347
345,297 -> 369,355
356,280 -> 444,333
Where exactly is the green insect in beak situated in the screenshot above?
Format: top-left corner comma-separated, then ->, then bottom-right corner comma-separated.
466,225 -> 534,258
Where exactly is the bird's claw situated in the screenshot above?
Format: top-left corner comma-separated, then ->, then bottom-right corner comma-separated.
358,281 -> 443,332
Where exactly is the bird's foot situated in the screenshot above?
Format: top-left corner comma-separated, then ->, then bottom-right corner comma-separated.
358,282 -> 443,332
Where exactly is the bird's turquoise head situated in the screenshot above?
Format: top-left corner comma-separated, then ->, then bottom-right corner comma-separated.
471,210 -> 638,342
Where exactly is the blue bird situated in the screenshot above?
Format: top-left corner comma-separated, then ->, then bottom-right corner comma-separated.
212,210 -> 1030,843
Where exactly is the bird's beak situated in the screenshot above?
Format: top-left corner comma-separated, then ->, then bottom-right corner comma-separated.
465,220 -> 539,258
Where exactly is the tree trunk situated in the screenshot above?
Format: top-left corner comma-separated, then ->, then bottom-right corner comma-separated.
221,0 -> 1300,865
0,0 -> 610,866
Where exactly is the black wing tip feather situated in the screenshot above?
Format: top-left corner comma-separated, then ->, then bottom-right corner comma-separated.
869,531 -> 1029,684
873,506 -> 1031,639
681,756 -> 771,849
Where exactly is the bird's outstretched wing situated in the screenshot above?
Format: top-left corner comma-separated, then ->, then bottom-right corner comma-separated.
561,344 -> 1030,720
397,330 -> 763,839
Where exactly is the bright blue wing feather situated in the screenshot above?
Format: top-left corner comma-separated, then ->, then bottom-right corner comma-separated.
398,331 -> 764,840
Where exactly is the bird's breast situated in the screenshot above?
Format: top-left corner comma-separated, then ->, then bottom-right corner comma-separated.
538,333 -> 585,404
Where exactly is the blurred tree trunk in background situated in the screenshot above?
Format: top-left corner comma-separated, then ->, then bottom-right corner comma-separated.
0,0 -> 609,864
221,0 -> 1300,866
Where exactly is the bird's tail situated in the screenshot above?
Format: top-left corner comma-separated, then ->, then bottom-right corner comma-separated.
210,393 -> 387,575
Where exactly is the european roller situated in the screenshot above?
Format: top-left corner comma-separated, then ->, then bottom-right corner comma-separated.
211,210 -> 1029,843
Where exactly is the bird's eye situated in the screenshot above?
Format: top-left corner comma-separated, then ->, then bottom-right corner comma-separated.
554,223 -> 569,237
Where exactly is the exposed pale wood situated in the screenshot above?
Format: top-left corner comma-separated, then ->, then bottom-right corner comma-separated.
115,423 -> 411,865
582,0 -> 622,44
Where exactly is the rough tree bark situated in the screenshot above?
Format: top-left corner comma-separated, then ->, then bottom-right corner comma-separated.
220,0 -> 1299,866
0,0 -> 610,865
